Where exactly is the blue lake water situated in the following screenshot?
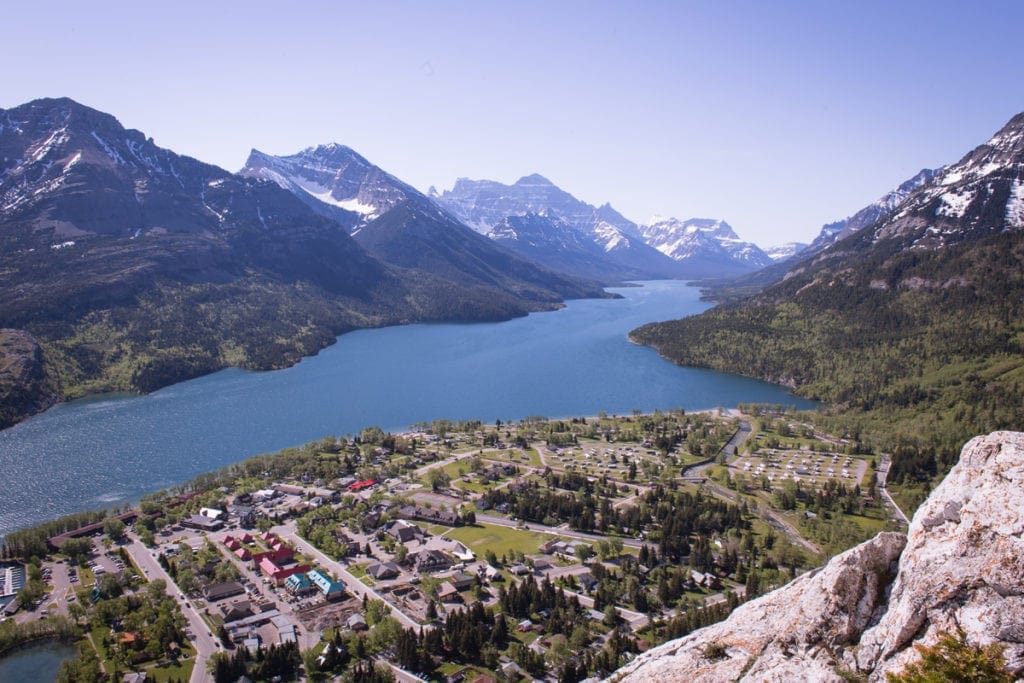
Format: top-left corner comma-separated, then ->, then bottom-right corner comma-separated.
0,642 -> 75,681
0,281 -> 815,535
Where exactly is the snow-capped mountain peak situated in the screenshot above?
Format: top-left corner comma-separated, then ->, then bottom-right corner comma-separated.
239,144 -> 420,226
640,216 -> 771,268
764,242 -> 808,261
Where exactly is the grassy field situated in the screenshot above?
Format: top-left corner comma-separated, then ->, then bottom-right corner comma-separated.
844,513 -> 889,535
446,523 -> 556,557
79,566 -> 96,588
146,647 -> 196,682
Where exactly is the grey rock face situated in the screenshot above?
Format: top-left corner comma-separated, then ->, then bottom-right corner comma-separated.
612,431 -> 1024,682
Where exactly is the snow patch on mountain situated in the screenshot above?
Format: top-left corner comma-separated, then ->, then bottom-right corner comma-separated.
866,112 -> 1024,248
764,242 -> 807,261
1008,179 -> 1024,228
641,216 -> 772,268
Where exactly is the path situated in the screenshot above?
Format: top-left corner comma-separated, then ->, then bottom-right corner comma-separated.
682,419 -> 821,556
876,454 -> 911,526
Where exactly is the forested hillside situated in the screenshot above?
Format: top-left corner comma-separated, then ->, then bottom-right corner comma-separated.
632,112 -> 1024,510
635,233 -> 1024,509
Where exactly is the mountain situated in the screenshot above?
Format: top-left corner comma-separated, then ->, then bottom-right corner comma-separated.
614,431 -> 1024,682
695,169 -> 943,303
240,147 -> 606,303
240,144 -> 414,229
640,216 -> 773,275
0,98 -> 599,428
433,175 -> 683,281
763,242 -> 807,261
804,168 -> 938,256
631,111 -> 1024,495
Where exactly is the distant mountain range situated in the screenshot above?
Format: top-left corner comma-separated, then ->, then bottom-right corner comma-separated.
640,216 -> 773,273
239,145 -> 600,303
433,175 -> 770,280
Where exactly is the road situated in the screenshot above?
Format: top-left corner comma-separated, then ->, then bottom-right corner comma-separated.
876,454 -> 911,526
681,419 -> 821,556
123,533 -> 220,683
274,521 -> 424,630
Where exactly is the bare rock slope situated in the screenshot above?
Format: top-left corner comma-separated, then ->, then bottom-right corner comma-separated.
612,431 -> 1024,682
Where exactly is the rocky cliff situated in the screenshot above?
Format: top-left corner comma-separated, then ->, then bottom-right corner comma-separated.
612,431 -> 1024,682
0,329 -> 59,429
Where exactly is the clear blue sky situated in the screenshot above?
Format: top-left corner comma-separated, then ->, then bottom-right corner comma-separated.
3,1 -> 1022,246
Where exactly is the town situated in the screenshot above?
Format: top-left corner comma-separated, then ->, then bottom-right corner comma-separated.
0,408 -> 905,682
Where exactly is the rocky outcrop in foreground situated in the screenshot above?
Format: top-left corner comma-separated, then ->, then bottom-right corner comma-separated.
612,431 -> 1024,682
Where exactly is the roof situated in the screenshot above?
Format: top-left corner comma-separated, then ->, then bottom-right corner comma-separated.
307,569 -> 345,596
285,573 -> 312,589
368,562 -> 401,579
202,581 -> 245,601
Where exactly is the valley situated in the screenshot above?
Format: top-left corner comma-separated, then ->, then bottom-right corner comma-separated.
1,84 -> 1023,683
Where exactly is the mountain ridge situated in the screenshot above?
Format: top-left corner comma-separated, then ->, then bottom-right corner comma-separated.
0,97 -> 605,428
434,175 -> 771,281
240,146 -> 607,304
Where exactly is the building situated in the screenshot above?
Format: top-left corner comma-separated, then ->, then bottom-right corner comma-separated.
577,572 -> 598,593
389,520 -> 424,544
367,562 -> 401,580
398,505 -> 461,526
181,514 -> 224,532
259,557 -> 310,585
437,582 -> 461,603
333,531 -> 362,555
251,546 -> 294,569
202,581 -> 245,602
199,507 -> 224,520
306,569 -> 346,601
347,614 -> 368,631
220,600 -> 254,622
271,614 -> 297,644
232,504 -> 257,528
0,563 -> 25,610
449,572 -> 476,591
284,573 -> 315,596
452,542 -> 475,562
412,549 -> 453,573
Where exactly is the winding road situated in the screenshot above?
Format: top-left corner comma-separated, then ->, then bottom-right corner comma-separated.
682,419 -> 822,556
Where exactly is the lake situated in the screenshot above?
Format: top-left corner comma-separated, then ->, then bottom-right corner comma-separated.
0,642 -> 75,681
0,281 -> 815,535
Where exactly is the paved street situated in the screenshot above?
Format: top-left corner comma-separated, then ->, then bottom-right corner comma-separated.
123,534 -> 220,683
